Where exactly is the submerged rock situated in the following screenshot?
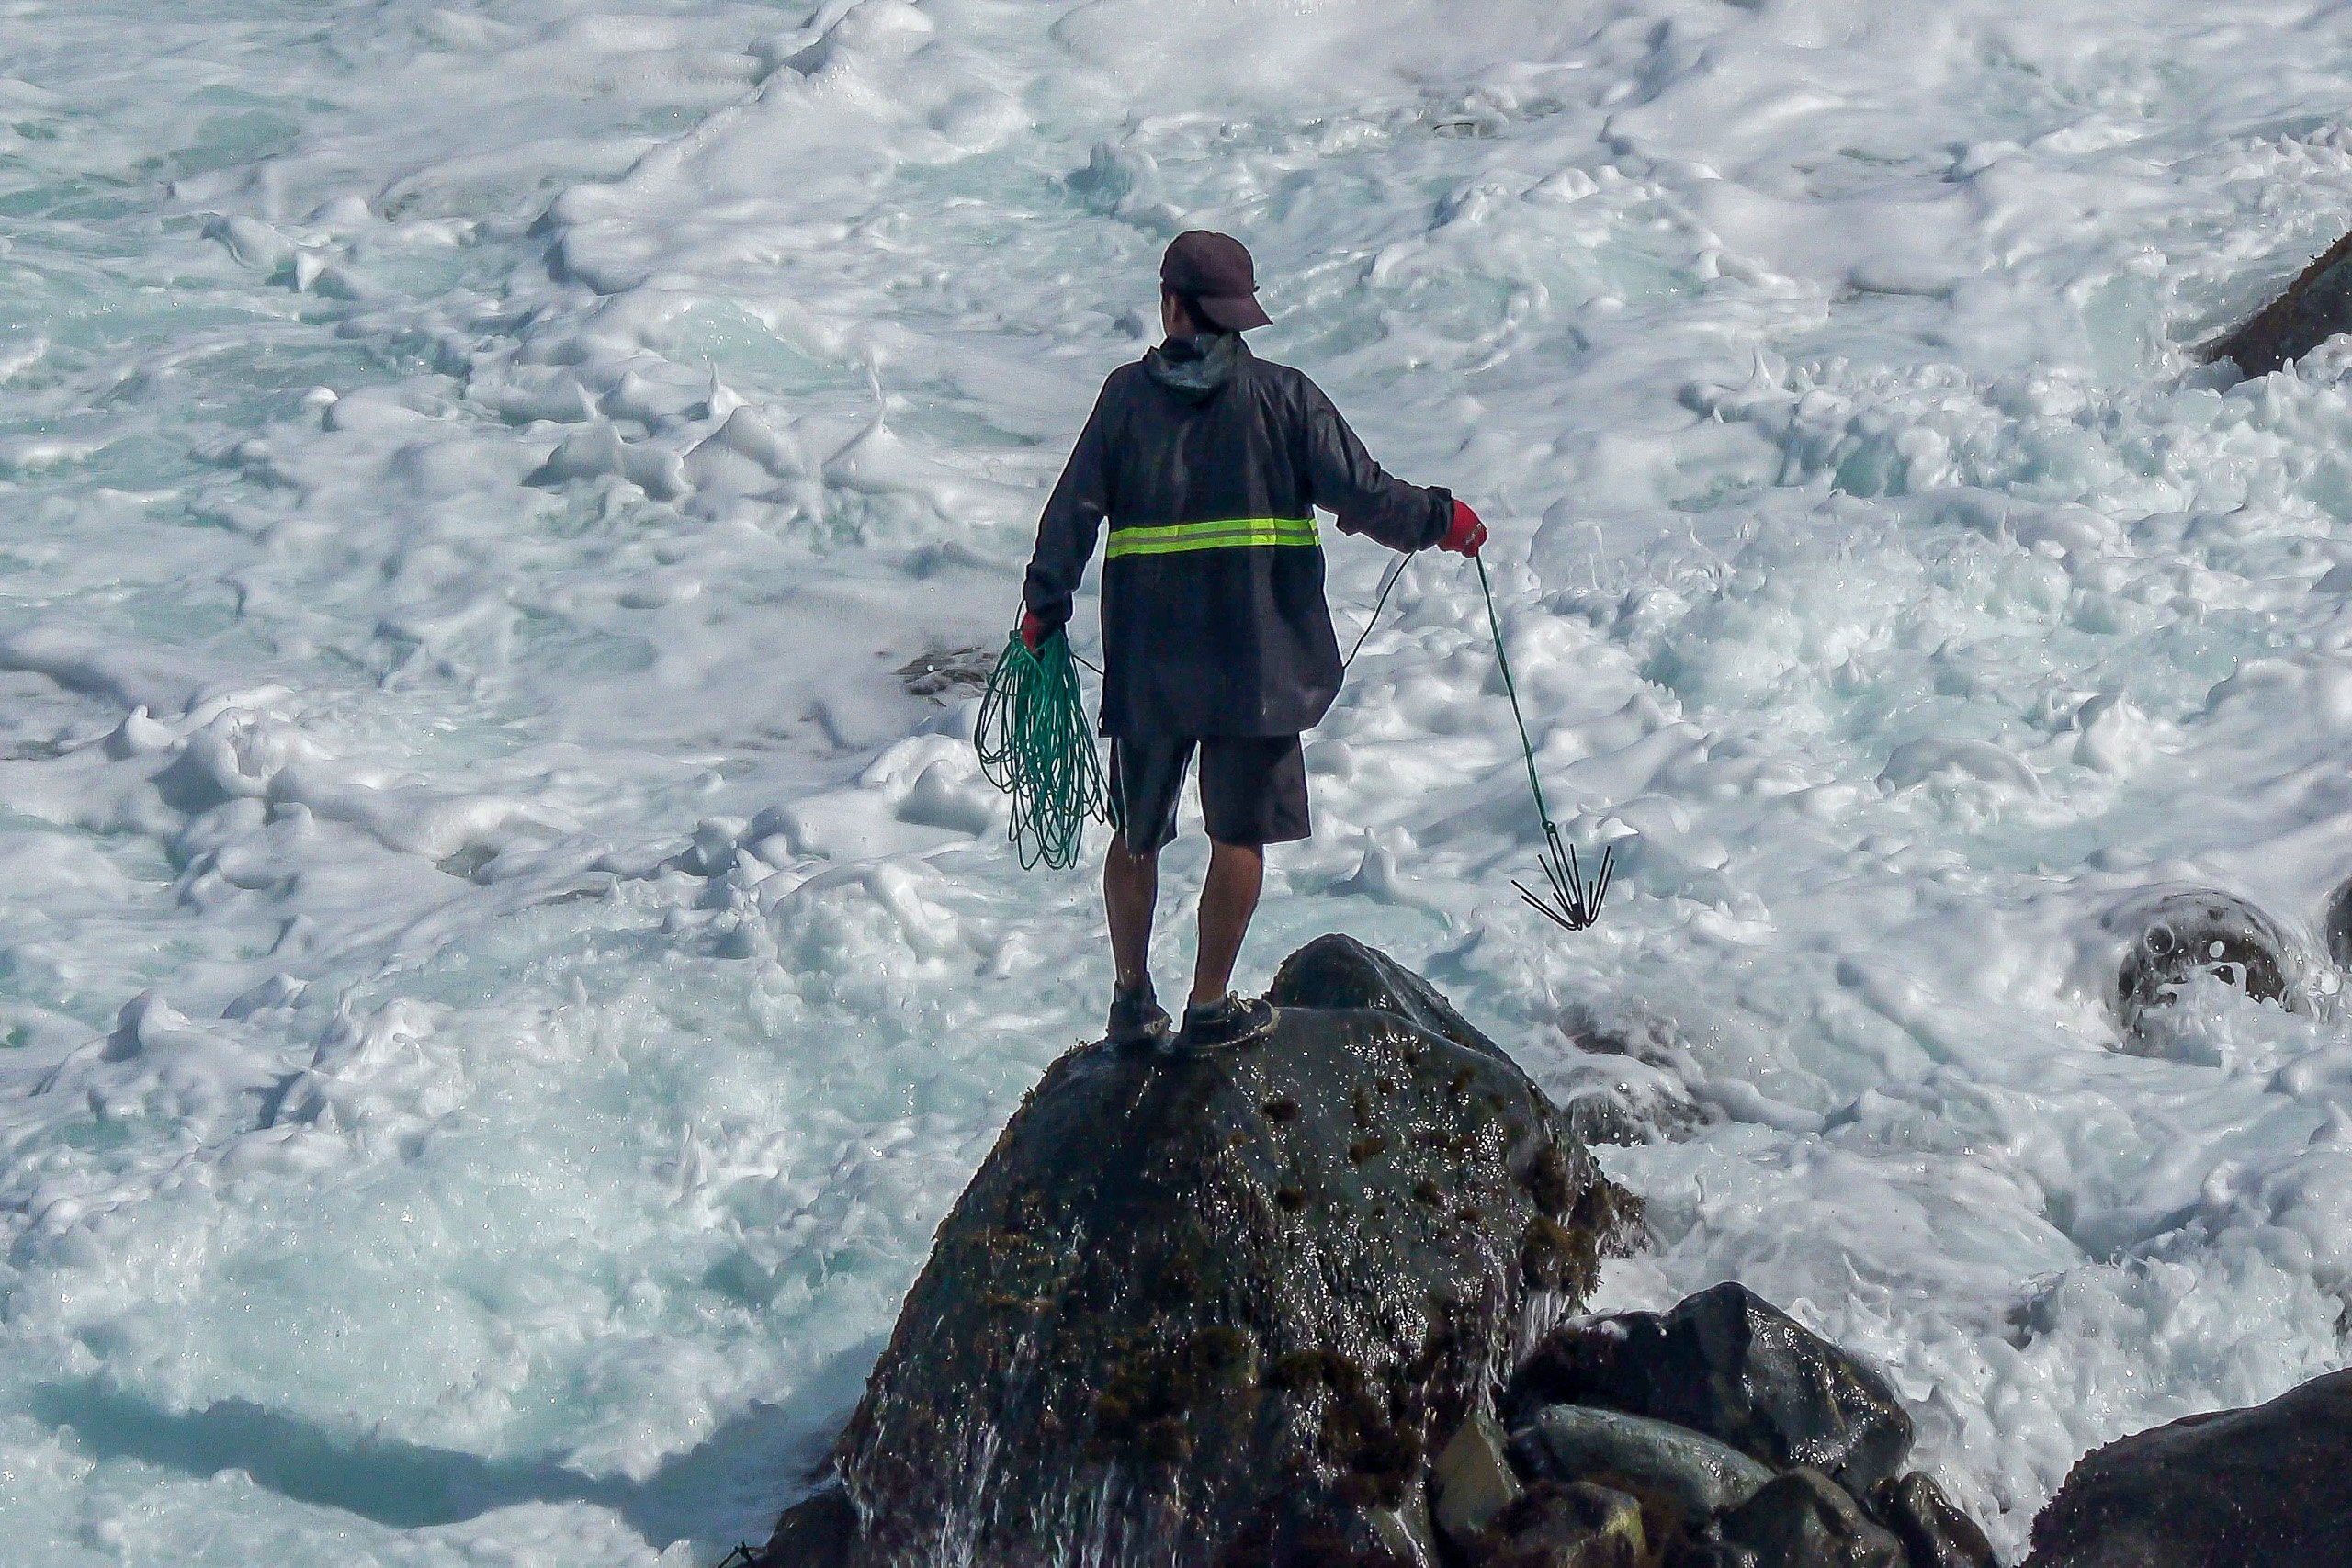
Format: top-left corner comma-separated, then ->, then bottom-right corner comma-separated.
2026,1369 -> 2352,1568
2109,888 -> 2300,1042
1551,1010 -> 1705,1146
801,934 -> 1641,1568
1505,1283 -> 1914,1498
2203,230 -> 2352,379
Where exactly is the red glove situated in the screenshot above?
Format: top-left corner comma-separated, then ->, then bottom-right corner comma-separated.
1440,499 -> 1487,558
1019,607 -> 1052,652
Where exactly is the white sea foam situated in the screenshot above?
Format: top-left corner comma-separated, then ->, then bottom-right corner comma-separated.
6,0 -> 2352,1561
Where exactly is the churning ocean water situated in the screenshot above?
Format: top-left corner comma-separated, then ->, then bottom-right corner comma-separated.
6,0 -> 2352,1562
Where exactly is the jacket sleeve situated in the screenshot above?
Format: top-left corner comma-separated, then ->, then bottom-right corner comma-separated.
1297,377 -> 1453,552
1021,377 -> 1119,632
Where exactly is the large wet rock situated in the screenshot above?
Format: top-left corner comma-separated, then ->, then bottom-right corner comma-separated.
2203,230 -> 2352,379
797,935 -> 1641,1568
1504,1283 -> 1913,1498
2025,1369 -> 2352,1568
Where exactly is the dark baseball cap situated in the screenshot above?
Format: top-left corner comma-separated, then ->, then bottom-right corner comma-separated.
1160,231 -> 1273,332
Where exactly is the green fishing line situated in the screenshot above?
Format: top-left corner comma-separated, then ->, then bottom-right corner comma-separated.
975,628 -> 1110,869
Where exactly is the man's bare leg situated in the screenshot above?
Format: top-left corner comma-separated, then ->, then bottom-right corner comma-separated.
1104,832 -> 1159,994
1190,839 -> 1264,1007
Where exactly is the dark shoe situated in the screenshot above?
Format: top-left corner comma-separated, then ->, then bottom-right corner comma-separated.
1107,982 -> 1170,1046
1177,994 -> 1276,1052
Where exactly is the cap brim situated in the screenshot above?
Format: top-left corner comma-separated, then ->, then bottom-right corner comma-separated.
1198,294 -> 1272,331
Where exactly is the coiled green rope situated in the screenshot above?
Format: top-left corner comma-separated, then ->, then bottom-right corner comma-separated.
974,627 -> 1109,869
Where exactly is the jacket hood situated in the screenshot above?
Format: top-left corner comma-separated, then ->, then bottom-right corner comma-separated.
1143,332 -> 1246,403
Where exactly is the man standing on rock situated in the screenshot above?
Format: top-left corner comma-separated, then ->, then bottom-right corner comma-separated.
1019,231 -> 1486,1051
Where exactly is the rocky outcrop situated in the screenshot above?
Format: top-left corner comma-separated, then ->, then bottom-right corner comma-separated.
776,935 -> 1642,1567
752,937 -> 1998,1568
1505,1284 -> 1916,1498
2026,1369 -> 2352,1568
2203,230 -> 2352,379
1476,1284 -> 1993,1568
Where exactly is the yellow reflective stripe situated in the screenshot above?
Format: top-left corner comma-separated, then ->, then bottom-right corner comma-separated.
1104,517 -> 1320,558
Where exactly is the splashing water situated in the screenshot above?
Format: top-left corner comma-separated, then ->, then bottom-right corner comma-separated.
7,1 -> 2352,1562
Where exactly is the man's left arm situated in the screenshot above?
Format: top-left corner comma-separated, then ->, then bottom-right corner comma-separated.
1297,379 -> 1483,556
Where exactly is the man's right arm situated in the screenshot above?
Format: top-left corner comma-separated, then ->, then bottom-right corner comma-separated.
1022,378 -> 1120,636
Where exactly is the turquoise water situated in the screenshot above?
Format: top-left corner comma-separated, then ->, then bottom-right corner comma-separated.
7,1 -> 2352,1562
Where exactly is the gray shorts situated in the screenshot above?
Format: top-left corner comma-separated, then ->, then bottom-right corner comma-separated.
1109,736 -> 1310,852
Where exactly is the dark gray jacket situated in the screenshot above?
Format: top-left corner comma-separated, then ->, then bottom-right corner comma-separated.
1022,334 -> 1452,738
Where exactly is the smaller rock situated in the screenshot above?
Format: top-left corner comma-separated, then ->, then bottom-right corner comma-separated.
898,645 -> 995,702
1477,1481 -> 1645,1568
1509,1404 -> 1775,1527
760,1481 -> 858,1566
2109,889 -> 2299,1042
1875,1472 -> 1996,1568
1507,1283 -> 1915,1497
1719,1469 -> 1902,1568
1435,1411 -> 1523,1547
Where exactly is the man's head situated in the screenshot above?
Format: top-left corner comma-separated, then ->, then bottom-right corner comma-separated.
1159,231 -> 1272,337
